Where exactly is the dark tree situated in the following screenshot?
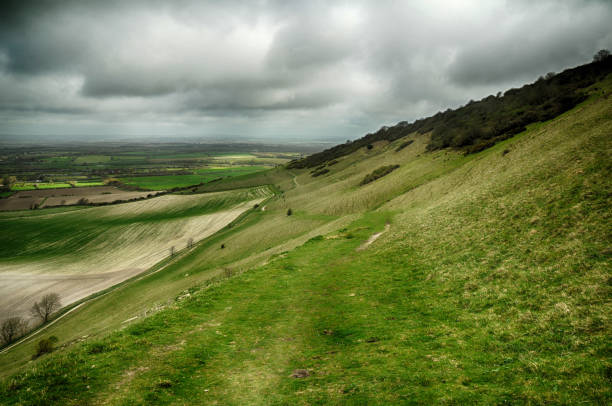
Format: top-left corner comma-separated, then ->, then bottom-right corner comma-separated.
1,317 -> 27,345
31,293 -> 61,324
593,49 -> 610,62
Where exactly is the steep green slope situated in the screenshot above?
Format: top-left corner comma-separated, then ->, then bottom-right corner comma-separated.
0,76 -> 610,404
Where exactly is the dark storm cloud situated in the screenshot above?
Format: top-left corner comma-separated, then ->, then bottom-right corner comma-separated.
0,0 -> 610,140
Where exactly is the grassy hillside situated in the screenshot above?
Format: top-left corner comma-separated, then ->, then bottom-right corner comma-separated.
0,75 -> 609,404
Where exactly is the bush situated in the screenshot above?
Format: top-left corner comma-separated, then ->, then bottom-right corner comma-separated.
1,317 -> 27,345
311,168 -> 329,177
33,336 -> 58,359
360,165 -> 400,186
395,139 -> 414,152
287,208 -> 293,216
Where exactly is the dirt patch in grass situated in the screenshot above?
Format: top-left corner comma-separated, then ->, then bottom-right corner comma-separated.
356,224 -> 390,251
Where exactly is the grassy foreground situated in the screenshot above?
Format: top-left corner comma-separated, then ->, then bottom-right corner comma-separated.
0,78 -> 610,404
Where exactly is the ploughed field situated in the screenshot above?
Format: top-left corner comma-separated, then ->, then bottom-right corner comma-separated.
0,187 -> 271,325
0,186 -> 153,211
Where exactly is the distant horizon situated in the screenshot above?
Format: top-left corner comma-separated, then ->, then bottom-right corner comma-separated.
0,134 -> 344,146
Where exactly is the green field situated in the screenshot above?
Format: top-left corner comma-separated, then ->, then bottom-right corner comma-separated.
12,182 -> 71,190
0,75 -> 610,404
120,166 -> 269,190
10,181 -> 104,191
74,155 -> 111,164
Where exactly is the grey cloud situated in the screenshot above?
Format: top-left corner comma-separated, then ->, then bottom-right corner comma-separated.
0,0 -> 610,141
449,1 -> 612,86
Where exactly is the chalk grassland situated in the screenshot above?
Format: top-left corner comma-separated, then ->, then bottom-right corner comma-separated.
0,187 -> 271,324
0,78 -> 610,403
0,186 -> 152,211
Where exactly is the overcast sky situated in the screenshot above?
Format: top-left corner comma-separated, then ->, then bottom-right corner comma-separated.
0,0 -> 610,143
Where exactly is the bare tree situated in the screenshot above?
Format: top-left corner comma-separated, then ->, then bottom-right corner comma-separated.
1,317 -> 27,345
31,293 -> 61,324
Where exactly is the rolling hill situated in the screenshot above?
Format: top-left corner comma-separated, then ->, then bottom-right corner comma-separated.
0,60 -> 610,404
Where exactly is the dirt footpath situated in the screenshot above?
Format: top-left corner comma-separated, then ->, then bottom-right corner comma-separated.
356,224 -> 390,251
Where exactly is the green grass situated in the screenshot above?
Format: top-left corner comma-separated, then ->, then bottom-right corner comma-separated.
12,182 -> 73,191
0,75 -> 610,404
74,155 -> 111,164
42,156 -> 74,164
120,166 -> 268,190
75,181 -> 104,187
10,181 -> 104,191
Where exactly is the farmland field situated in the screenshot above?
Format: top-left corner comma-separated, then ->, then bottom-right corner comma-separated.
10,181 -> 105,191
0,187 -> 271,325
0,186 -> 152,211
74,155 -> 111,164
120,166 -> 268,190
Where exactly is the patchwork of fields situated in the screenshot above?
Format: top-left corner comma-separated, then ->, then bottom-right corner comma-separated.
0,146 -> 300,194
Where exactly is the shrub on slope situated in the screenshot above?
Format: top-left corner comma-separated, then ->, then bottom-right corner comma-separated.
359,165 -> 400,186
